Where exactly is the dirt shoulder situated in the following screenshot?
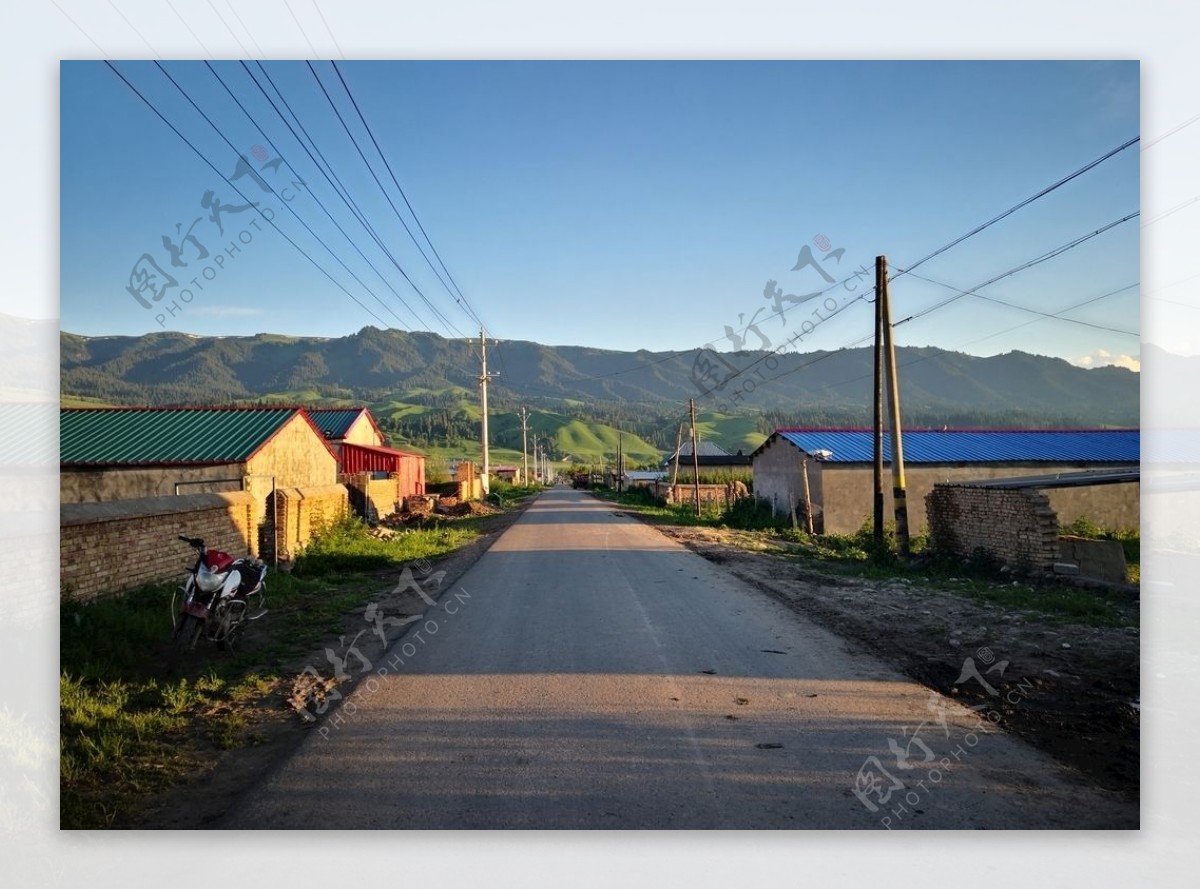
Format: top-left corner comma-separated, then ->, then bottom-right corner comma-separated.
129,500 -> 533,829
629,516 -> 1139,802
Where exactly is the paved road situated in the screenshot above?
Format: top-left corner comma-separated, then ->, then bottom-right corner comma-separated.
227,489 -> 1136,829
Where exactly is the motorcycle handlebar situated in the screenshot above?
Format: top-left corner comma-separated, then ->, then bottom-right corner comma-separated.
177,535 -> 205,549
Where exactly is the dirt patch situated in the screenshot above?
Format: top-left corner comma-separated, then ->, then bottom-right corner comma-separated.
650,522 -> 1140,801
126,503 -> 531,829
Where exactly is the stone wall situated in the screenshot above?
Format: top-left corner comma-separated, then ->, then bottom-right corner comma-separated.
60,491 -> 256,601
264,484 -> 350,562
925,484 -> 1060,575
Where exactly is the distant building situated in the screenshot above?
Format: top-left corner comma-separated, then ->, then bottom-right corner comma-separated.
624,470 -> 666,488
661,439 -> 752,480
492,465 -> 521,483
751,428 -> 1140,534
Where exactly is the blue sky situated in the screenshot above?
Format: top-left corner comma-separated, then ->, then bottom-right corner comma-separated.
60,60 -> 1140,368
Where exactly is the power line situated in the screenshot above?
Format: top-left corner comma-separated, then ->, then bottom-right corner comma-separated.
282,0 -> 320,56
588,261 -> 879,384
892,135 -> 1139,282
104,0 -> 158,55
331,60 -> 486,330
1142,110 -> 1200,151
325,62 -> 510,382
953,282 -> 1140,348
893,210 -> 1140,327
304,61 -> 467,338
244,60 -> 438,332
310,0 -> 346,59
1142,194 -> 1200,228
816,281 -> 1141,392
202,61 -> 426,329
694,293 -> 872,398
153,61 -> 413,330
164,0 -> 213,55
220,0 -> 265,57
209,60 -> 435,330
203,0 -> 253,56
742,240 -> 1138,397
898,269 -> 1139,337
101,61 -> 392,331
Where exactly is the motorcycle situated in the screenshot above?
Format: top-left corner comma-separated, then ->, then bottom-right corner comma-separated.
171,535 -> 268,652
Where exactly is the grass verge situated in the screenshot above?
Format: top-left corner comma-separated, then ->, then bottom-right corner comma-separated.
596,488 -> 1137,629
60,514 -> 482,828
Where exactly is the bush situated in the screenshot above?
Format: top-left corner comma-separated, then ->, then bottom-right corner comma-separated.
293,513 -> 475,577
719,497 -> 788,531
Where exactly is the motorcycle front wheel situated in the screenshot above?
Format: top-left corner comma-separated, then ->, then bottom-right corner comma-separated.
173,613 -> 204,652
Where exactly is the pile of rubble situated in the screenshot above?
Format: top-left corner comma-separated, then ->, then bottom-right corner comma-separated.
377,494 -> 497,527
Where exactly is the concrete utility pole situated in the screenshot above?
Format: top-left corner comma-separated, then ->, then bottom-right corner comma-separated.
617,430 -> 624,493
477,329 -> 497,495
518,406 -> 530,485
878,257 -> 910,556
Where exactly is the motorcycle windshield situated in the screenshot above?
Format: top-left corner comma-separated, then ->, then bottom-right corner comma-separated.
195,564 -> 225,593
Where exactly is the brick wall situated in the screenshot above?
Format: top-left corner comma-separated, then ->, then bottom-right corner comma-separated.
342,473 -> 403,522
60,492 -> 256,601
264,484 -> 350,562
925,484 -> 1060,575
653,481 -> 737,507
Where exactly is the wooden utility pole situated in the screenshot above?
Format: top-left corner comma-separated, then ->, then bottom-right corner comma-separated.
670,422 -> 684,499
477,329 -> 497,496
873,256 -> 886,544
801,458 -> 814,535
879,258 -> 910,556
518,406 -> 530,485
689,398 -> 701,517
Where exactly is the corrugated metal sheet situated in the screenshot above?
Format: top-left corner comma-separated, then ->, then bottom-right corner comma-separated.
340,443 -> 425,496
308,407 -> 370,440
60,407 -> 298,465
667,439 -> 731,459
761,429 -> 1140,464
341,443 -> 404,474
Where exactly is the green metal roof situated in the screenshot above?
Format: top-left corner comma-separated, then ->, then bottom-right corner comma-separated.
307,407 -> 371,440
60,407 -> 302,466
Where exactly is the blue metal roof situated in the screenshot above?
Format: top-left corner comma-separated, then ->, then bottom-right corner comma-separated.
759,429 -> 1139,464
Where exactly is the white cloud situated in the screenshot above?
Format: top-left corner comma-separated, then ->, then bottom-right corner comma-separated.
1073,348 -> 1140,372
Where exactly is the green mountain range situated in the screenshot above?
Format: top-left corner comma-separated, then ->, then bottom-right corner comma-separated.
60,325 -> 1140,462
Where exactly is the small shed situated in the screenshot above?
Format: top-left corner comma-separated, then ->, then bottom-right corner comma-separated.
492,465 -> 520,483
340,442 -> 426,498
752,428 -> 1140,534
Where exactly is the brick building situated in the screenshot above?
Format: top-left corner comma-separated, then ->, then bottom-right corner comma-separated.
60,406 -> 341,558
751,428 -> 1140,534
